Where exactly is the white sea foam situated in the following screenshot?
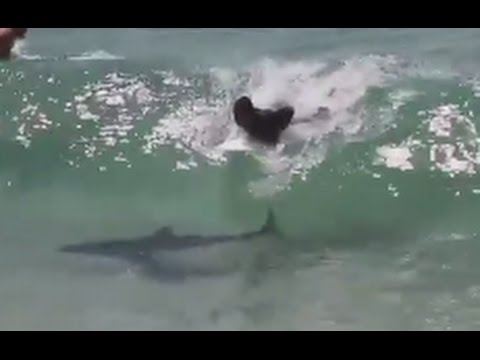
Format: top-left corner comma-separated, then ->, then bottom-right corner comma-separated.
374,103 -> 480,177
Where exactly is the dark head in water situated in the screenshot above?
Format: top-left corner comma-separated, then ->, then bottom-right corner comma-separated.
233,96 -> 294,145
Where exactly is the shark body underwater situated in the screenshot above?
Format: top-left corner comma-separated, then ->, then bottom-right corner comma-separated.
59,209 -> 279,281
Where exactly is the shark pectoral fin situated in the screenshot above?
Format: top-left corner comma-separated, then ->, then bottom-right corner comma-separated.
140,257 -> 188,283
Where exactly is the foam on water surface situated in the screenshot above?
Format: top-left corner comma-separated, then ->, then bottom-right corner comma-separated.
374,103 -> 480,177
375,145 -> 414,171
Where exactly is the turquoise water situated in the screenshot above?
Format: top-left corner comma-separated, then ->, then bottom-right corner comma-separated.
3,28 -> 480,330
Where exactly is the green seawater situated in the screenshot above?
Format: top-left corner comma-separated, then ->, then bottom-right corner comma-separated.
2,28 -> 480,330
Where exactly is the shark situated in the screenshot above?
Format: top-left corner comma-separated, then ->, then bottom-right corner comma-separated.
59,209 -> 280,281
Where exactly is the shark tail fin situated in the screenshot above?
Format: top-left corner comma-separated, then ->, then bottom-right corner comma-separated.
260,208 -> 278,235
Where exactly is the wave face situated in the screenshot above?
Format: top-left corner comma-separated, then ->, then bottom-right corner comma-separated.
2,29 -> 480,330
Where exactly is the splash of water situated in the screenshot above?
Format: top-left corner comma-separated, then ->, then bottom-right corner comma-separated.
143,55 -> 403,196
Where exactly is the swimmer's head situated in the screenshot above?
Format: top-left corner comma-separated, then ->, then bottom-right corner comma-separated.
234,96 -> 254,116
233,96 -> 255,128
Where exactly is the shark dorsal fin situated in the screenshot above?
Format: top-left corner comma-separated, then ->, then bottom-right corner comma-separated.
260,208 -> 278,235
154,226 -> 173,237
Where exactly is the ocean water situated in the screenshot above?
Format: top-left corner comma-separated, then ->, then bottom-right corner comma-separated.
3,28 -> 480,330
